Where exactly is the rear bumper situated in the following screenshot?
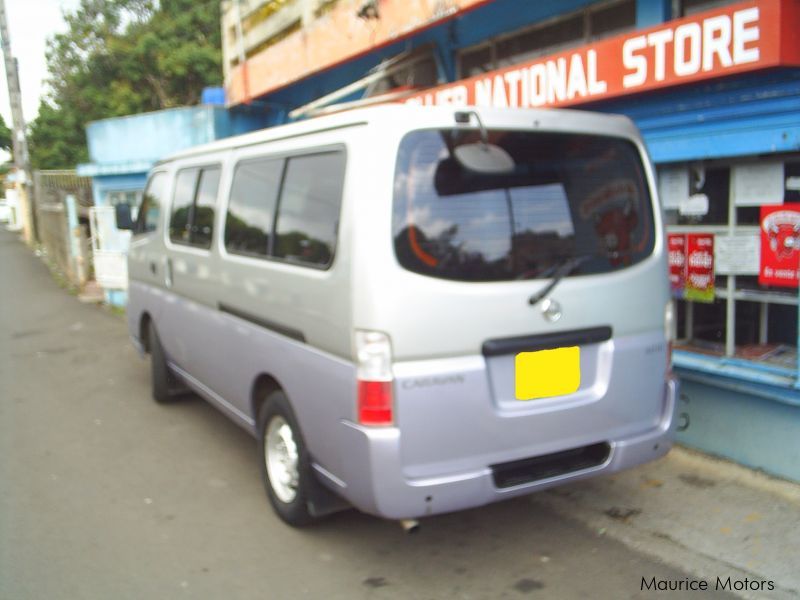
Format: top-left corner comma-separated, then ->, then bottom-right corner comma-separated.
321,375 -> 679,520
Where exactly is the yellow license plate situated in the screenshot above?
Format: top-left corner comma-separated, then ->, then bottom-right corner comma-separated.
515,347 -> 580,400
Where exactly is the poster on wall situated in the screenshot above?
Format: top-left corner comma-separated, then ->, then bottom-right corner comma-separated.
667,233 -> 686,297
685,233 -> 715,303
715,233 -> 760,275
732,163 -> 784,206
658,168 -> 689,210
759,204 -> 800,288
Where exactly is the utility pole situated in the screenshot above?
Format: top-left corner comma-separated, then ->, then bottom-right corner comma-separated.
0,0 -> 35,241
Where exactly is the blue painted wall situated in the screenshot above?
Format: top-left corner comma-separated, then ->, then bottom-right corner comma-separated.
677,375 -> 800,482
85,105 -> 270,165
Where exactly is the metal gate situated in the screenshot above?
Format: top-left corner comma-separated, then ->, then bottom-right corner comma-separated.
89,206 -> 130,290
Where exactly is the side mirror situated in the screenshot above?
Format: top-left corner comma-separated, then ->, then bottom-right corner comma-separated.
453,142 -> 515,174
115,203 -> 133,230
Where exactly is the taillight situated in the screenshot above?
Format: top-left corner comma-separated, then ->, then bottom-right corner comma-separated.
355,330 -> 394,426
357,381 -> 393,425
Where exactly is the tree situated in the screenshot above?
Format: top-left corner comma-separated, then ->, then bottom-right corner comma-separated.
29,0 -> 222,170
0,113 -> 11,154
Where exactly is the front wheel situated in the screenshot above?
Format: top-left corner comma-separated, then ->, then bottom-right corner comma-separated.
258,390 -> 314,526
148,321 -> 180,403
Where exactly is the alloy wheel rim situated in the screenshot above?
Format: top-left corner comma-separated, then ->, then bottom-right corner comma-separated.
265,415 -> 299,503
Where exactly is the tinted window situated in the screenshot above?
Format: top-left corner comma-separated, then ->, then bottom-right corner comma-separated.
393,130 -> 655,282
170,168 -> 199,244
135,172 -> 167,235
192,167 -> 221,249
274,153 -> 345,268
225,158 -> 283,257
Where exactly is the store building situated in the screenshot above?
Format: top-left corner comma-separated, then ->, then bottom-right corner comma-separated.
223,0 -> 800,480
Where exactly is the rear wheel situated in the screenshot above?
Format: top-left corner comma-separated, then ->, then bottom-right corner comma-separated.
258,390 -> 314,526
148,321 -> 179,403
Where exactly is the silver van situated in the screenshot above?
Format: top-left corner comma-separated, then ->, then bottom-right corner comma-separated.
123,105 -> 678,527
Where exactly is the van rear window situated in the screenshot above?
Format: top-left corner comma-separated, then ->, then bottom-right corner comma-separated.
392,129 -> 655,282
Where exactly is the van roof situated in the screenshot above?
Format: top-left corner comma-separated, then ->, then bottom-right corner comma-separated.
158,104 -> 638,165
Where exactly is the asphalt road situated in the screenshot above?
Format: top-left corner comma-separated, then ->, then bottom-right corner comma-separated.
0,229 -> 733,599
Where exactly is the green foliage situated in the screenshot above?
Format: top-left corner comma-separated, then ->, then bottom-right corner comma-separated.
0,113 -> 11,153
29,0 -> 222,170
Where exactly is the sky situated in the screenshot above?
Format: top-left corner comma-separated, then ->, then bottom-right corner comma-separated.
0,0 -> 79,132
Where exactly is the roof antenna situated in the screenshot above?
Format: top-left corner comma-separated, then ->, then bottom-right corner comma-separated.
452,110 -> 515,174
454,110 -> 489,146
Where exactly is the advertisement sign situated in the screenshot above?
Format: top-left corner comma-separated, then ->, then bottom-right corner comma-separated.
658,167 -> 689,210
732,163 -> 784,206
668,233 -> 687,297
759,204 -> 800,287
401,0 -> 800,111
685,234 -> 715,302
715,233 -> 760,274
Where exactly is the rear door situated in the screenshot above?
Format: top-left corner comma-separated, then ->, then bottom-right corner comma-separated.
385,127 -> 669,476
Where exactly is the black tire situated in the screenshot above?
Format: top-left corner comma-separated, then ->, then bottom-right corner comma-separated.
148,321 -> 178,404
258,390 -> 314,527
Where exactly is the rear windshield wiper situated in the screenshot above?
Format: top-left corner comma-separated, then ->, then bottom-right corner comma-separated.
527,250 -> 631,307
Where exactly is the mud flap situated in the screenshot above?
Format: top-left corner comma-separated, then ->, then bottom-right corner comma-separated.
307,469 -> 351,518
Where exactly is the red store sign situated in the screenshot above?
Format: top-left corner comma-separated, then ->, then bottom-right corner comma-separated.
405,0 -> 800,110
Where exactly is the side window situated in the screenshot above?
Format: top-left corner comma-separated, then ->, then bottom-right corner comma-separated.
135,172 -> 167,235
224,158 -> 283,257
168,165 -> 221,249
192,167 -> 221,249
273,152 -> 345,268
170,168 -> 199,244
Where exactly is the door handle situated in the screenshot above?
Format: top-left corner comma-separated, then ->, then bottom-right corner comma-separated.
149,261 -> 157,275
164,257 -> 173,288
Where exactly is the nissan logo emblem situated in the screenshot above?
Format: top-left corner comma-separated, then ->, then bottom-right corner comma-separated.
541,298 -> 562,322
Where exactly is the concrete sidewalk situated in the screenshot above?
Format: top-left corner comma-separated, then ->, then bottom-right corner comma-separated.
533,446 -> 800,598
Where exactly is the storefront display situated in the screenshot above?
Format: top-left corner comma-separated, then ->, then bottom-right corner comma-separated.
759,203 -> 800,287
684,233 -> 715,302
668,233 -> 687,297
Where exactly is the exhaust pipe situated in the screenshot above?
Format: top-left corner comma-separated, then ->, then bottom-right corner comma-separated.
399,519 -> 420,534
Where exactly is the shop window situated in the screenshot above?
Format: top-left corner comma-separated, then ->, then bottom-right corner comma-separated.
785,162 -> 800,202
460,45 -> 493,78
366,46 -> 440,97
495,15 -> 584,69
590,0 -> 636,38
681,0 -> 737,16
670,156 -> 800,378
459,0 -> 635,76
674,166 -> 729,226
106,190 -> 142,222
